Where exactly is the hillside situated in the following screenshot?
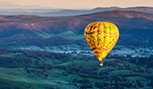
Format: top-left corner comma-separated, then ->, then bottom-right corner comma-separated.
0,10 -> 153,49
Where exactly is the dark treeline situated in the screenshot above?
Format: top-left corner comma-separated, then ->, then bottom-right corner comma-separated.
0,36 -> 76,48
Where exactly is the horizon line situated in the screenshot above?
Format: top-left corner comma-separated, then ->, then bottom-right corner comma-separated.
0,6 -> 153,10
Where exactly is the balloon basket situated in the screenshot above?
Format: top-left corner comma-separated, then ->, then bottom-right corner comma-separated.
99,61 -> 103,66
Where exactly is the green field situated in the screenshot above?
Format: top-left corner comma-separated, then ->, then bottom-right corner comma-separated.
0,49 -> 152,89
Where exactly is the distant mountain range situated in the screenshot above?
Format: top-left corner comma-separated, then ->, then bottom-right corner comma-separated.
0,10 -> 153,49
0,7 -> 153,16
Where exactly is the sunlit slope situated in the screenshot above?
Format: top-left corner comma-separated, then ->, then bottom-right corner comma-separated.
0,11 -> 153,48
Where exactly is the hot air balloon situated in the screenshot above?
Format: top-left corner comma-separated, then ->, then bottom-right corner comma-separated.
84,22 -> 119,66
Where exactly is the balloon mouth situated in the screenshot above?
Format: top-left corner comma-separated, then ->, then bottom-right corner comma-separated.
99,61 -> 103,66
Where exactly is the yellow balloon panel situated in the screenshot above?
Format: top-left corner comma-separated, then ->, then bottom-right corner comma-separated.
84,22 -> 119,66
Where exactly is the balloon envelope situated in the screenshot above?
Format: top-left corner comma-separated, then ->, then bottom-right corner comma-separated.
84,22 -> 119,66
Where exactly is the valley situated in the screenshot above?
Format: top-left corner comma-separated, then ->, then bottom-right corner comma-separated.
0,49 -> 152,89
0,9 -> 153,89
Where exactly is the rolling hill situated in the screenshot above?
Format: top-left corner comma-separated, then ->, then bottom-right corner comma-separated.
0,7 -> 153,16
0,10 -> 153,49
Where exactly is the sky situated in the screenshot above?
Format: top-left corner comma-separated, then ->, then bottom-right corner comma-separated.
0,0 -> 153,9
